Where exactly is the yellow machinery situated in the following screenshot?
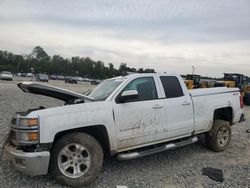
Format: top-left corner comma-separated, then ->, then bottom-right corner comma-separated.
184,80 -> 194,90
214,73 -> 250,105
184,74 -> 212,89
214,80 -> 235,88
184,74 -> 201,89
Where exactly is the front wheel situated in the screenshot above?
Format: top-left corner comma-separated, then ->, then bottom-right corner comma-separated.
206,120 -> 231,152
50,132 -> 103,187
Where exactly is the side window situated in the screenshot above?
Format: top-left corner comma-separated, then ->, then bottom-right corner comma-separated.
123,77 -> 158,102
160,76 -> 184,98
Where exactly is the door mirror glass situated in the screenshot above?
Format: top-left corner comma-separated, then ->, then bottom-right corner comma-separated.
119,90 -> 138,103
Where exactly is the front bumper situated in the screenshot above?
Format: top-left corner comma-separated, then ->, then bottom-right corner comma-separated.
5,144 -> 50,176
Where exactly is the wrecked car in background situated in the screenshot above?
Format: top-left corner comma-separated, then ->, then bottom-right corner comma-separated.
5,73 -> 244,187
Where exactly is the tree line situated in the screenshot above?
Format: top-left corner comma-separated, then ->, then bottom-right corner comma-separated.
0,46 -> 155,79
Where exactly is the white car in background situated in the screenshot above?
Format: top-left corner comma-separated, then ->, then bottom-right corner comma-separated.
0,71 -> 13,81
26,73 -> 35,77
75,76 -> 84,82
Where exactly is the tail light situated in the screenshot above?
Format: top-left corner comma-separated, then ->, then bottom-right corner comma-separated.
240,96 -> 244,108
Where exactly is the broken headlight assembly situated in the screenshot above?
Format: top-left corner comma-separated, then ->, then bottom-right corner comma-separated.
11,117 -> 39,145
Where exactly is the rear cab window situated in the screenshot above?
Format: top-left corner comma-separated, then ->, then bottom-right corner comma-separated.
160,76 -> 184,98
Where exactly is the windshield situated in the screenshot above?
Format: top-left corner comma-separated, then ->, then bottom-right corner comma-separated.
88,79 -> 123,101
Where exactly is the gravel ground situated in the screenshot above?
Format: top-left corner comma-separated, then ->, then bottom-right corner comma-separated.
0,78 -> 249,188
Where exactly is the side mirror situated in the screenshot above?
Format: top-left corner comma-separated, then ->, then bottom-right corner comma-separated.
118,90 -> 138,103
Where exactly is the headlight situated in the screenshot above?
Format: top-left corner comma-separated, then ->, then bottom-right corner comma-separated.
19,118 -> 38,127
18,131 -> 39,142
11,117 -> 39,145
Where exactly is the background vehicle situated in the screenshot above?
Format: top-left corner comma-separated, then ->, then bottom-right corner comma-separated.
75,76 -> 84,82
184,74 -> 202,89
36,74 -> 49,82
90,79 -> 101,85
214,73 -> 250,105
65,76 -> 77,84
0,71 -> 13,81
184,74 -> 212,89
26,73 -> 34,77
5,73 -> 244,187
57,75 -> 65,80
49,75 -> 58,80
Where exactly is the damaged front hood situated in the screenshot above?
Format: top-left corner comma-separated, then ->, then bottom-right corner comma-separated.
18,82 -> 94,103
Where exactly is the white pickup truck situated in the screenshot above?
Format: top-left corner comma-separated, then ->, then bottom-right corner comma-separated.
5,73 -> 245,187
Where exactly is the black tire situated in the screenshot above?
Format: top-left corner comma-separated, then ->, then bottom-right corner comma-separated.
244,92 -> 250,105
206,120 -> 231,152
50,132 -> 103,187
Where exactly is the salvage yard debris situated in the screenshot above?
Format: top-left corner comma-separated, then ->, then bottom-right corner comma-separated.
202,167 -> 224,183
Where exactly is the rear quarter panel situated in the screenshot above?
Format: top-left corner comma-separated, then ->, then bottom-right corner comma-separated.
191,91 -> 242,133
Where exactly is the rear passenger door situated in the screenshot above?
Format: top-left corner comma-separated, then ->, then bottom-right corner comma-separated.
159,76 -> 194,138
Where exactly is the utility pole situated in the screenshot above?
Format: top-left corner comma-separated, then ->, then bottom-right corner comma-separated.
192,65 -> 195,75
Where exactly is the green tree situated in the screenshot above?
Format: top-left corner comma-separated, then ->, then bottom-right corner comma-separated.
0,47 -> 155,78
32,46 -> 49,60
119,63 -> 127,75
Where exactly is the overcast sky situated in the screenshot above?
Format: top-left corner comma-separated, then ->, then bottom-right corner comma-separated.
0,0 -> 250,77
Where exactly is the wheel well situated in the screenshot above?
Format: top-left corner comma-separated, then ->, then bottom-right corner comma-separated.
53,125 -> 111,156
213,107 -> 233,125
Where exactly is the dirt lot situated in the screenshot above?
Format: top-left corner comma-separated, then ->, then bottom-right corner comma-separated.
0,78 -> 249,188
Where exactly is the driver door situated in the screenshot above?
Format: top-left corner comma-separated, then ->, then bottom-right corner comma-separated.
113,76 -> 166,149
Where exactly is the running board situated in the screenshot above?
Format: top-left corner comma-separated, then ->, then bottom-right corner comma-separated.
117,136 -> 198,160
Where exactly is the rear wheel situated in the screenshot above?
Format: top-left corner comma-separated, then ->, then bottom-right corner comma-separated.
244,92 -> 250,105
206,120 -> 231,152
50,132 -> 103,187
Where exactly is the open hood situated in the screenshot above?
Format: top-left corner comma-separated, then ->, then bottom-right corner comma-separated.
18,82 -> 94,103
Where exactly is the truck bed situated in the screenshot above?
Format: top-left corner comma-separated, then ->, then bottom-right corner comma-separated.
190,87 -> 239,97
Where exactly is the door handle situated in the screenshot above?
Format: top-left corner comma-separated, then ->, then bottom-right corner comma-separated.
182,101 -> 191,106
152,104 -> 164,109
